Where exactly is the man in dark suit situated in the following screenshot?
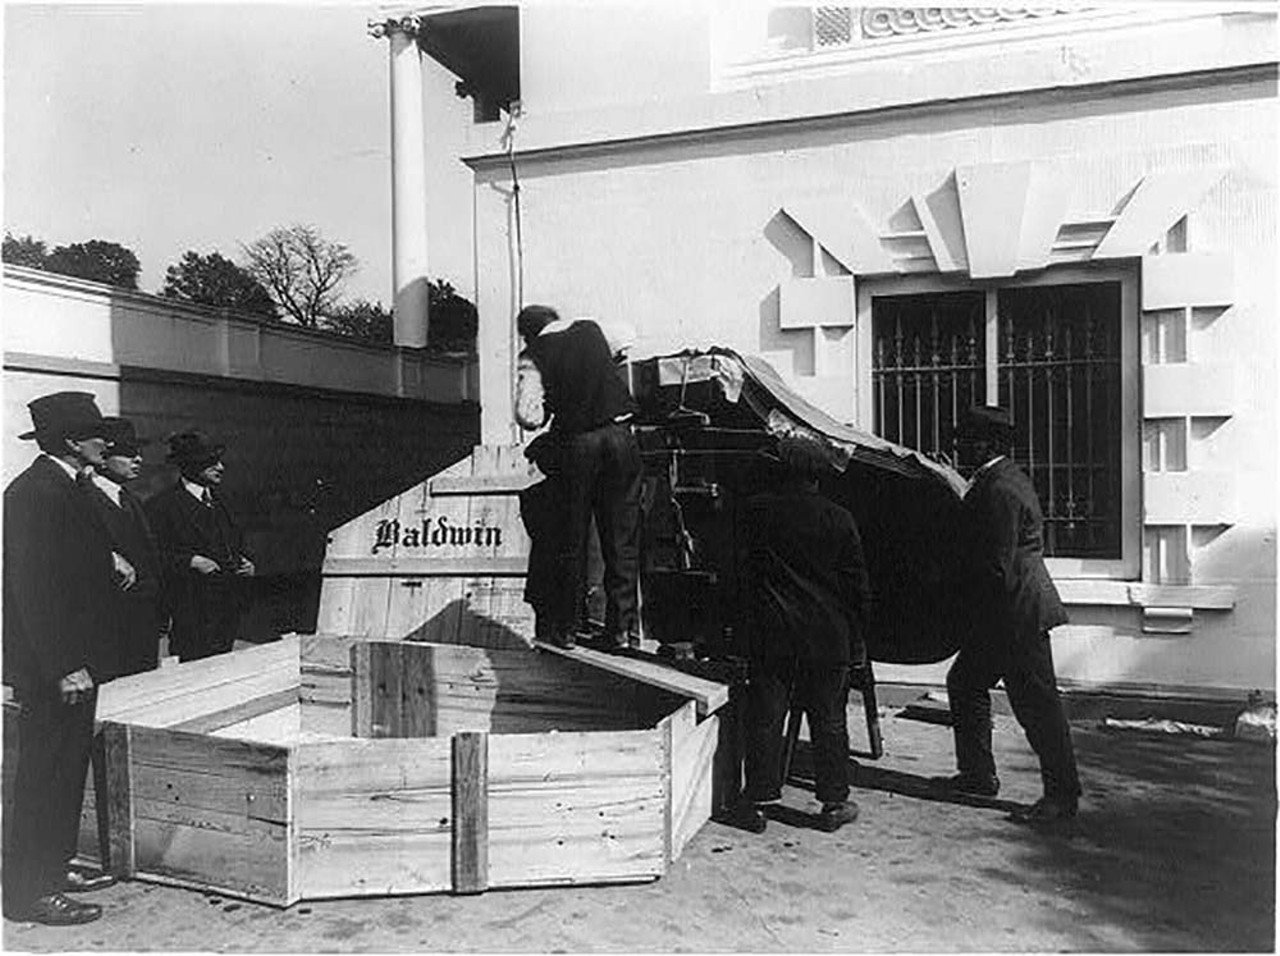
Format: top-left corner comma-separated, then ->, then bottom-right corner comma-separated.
3,392 -> 121,925
85,417 -> 164,678
734,435 -> 872,834
145,431 -> 254,663
934,405 -> 1081,824
515,305 -> 641,651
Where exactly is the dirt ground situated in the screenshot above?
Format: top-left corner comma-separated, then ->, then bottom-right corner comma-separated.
4,698 -> 1274,953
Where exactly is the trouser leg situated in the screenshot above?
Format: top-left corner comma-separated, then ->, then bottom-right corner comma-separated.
563,431 -> 604,634
743,657 -> 790,803
594,424 -> 642,637
802,662 -> 851,805
1004,630 -> 1081,801
3,690 -> 96,910
946,644 -> 1001,780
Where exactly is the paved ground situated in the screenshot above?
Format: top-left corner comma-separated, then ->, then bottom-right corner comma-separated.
4,701 -> 1274,953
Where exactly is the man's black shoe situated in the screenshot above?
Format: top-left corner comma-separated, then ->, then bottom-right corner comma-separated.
1011,795 -> 1078,825
547,631 -> 576,649
931,772 -> 1000,798
817,801 -> 860,832
7,893 -> 102,925
728,802 -> 768,834
63,868 -> 117,893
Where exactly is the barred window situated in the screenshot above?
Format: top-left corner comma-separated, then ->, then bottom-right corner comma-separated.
872,282 -> 1124,560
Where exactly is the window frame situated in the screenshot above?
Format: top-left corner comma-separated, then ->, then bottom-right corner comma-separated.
854,264 -> 1141,581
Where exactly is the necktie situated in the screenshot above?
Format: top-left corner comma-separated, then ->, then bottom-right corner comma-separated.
201,489 -> 213,508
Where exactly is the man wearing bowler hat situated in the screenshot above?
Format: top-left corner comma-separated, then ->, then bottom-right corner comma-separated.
933,404 -> 1081,825
83,417 -> 165,678
3,391 -> 121,925
146,431 -> 254,663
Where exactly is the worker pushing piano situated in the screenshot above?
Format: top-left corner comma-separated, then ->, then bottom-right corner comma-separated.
514,307 -> 1079,835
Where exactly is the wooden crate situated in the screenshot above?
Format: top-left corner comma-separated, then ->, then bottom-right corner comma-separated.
76,635 -> 729,907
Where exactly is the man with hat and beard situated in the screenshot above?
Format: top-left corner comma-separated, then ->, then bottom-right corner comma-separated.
3,391 -> 122,925
933,404 -> 1081,825
83,417 -> 165,678
146,431 -> 255,663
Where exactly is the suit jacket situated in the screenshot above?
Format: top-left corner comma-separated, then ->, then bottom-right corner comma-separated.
146,483 -> 247,577
740,485 -> 872,664
962,457 -> 1068,641
3,456 -> 117,693
82,482 -> 164,678
527,320 -> 635,435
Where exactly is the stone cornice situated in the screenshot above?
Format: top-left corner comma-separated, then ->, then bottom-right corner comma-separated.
858,6 -> 1086,41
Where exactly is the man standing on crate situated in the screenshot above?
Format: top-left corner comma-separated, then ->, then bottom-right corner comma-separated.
515,305 -> 642,653
932,405 -> 1081,825
734,434 -> 872,834
3,392 -> 123,926
146,431 -> 255,662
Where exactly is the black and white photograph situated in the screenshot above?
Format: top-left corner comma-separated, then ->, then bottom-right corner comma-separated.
1,1 -> 1276,951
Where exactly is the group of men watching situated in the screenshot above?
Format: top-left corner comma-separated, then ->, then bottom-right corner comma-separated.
4,317 -> 1081,925
515,306 -> 1080,837
3,391 -> 253,926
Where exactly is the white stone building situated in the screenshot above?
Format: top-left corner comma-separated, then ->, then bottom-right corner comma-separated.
375,3 -> 1277,700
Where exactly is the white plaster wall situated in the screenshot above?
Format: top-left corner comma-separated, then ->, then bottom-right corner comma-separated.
466,72 -> 1276,695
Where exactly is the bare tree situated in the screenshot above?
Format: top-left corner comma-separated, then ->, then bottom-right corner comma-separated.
241,225 -> 357,328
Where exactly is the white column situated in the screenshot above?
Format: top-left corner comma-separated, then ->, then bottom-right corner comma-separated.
373,16 -> 430,349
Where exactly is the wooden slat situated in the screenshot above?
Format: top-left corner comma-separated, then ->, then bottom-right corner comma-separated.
451,732 -> 489,894
109,663 -> 298,729
669,708 -> 719,859
212,703 -> 301,744
96,638 -> 299,721
486,730 -> 667,888
351,642 -> 437,738
323,557 -> 529,577
533,643 -> 729,717
103,722 -> 135,877
293,737 -> 453,899
128,725 -> 290,823
172,688 -> 298,735
132,811 -> 289,905
122,725 -> 291,904
429,473 -> 538,495
427,642 -> 647,735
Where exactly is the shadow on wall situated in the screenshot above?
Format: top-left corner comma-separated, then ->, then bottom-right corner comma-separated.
758,211 -> 816,377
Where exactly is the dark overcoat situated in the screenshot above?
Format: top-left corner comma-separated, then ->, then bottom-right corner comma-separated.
962,457 -> 1068,642
146,483 -> 249,660
3,456 -> 118,692
740,486 -> 872,663
83,483 -> 164,678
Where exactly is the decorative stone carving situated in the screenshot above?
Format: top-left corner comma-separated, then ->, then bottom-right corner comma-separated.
859,6 -> 1082,39
368,14 -> 424,40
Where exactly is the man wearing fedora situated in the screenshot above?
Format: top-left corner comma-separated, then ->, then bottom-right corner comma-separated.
83,417 -> 165,678
3,391 -> 122,925
146,431 -> 255,663
933,404 -> 1081,825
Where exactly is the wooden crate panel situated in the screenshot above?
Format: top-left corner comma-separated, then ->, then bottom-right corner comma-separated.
129,726 -> 290,822
486,730 -> 667,888
293,738 -> 453,898
121,726 -> 292,904
212,704 -> 301,744
132,812 -> 289,905
667,706 -> 719,859
98,639 -> 299,724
